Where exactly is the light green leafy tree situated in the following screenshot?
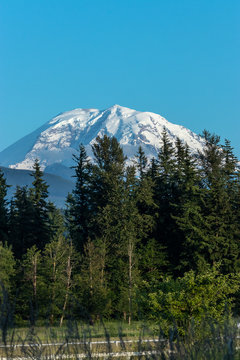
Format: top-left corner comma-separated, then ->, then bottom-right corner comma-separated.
0,242 -> 15,302
144,266 -> 239,334
42,235 -> 77,325
20,245 -> 44,323
77,238 -> 111,321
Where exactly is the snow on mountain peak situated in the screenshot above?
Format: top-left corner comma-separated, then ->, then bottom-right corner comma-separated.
0,105 -> 205,176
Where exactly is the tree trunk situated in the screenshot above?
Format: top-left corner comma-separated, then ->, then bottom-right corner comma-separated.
33,255 -> 37,307
60,248 -> 72,327
128,240 -> 133,325
50,250 -> 56,325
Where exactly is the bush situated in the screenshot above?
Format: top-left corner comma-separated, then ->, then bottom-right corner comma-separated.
142,266 -> 240,335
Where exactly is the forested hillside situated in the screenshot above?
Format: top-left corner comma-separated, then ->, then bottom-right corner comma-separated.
1,129 -> 240,330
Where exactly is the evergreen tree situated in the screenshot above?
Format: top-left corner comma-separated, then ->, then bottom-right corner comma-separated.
119,166 -> 145,323
65,145 -> 91,252
157,128 -> 176,183
138,238 -> 167,284
29,159 -> 51,250
90,136 -> 126,315
151,128 -> 176,274
0,168 -> 9,243
149,157 -> 158,182
171,143 -> 205,273
92,135 -> 126,172
9,186 -> 34,258
134,147 -> 167,283
174,131 -> 240,273
90,135 -> 126,215
134,146 -> 148,179
89,135 -> 126,239
222,139 -> 238,188
199,131 -> 239,272
9,160 -> 51,258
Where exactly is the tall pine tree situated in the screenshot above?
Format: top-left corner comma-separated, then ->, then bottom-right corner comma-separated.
9,186 -> 34,258
0,168 -> 9,243
65,145 -> 92,252
29,159 -> 51,250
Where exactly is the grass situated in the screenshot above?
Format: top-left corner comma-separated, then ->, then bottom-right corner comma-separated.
0,320 -> 161,358
1,289 -> 240,359
1,317 -> 240,359
1,320 -> 158,343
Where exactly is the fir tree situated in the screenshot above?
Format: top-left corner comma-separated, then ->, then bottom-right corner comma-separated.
134,147 -> 167,282
65,145 -> 91,252
175,131 -> 240,273
90,135 -> 126,238
9,160 -> 51,257
199,131 -> 239,272
0,168 -> 9,243
134,146 -> 148,179
157,127 -> 176,184
152,128 -> 176,274
29,159 -> 51,250
171,143 -> 205,273
92,134 -> 126,172
9,186 -> 34,258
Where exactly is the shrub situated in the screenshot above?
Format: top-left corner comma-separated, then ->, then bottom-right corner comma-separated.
143,266 -> 240,334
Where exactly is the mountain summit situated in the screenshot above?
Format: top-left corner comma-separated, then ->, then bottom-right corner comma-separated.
0,105 -> 204,178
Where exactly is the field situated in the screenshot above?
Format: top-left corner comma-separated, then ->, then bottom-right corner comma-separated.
1,318 -> 240,359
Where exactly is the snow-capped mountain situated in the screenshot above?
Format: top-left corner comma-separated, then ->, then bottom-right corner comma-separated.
0,105 -> 205,179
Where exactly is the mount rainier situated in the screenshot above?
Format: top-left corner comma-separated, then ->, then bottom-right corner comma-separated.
0,105 -> 205,179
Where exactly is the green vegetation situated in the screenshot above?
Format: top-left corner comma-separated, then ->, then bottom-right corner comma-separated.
0,315 -> 240,359
1,129 -> 240,342
141,267 -> 239,335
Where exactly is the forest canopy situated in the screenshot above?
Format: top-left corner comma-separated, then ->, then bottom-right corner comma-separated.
1,130 -> 240,330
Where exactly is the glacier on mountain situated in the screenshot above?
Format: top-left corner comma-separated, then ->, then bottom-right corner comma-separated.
0,105 -> 205,177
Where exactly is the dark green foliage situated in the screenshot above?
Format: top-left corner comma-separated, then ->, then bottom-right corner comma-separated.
2,131 -> 240,327
9,160 -> 51,258
92,134 -> 126,172
65,145 -> 91,252
171,141 -> 204,273
29,159 -> 51,250
90,135 -> 126,215
0,169 -> 9,243
9,186 -> 34,258
89,136 -> 128,318
150,129 -> 178,275
134,146 -> 148,179
198,132 -> 240,272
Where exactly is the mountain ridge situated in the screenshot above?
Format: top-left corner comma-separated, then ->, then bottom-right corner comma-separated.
0,105 -> 205,177
0,166 -> 74,208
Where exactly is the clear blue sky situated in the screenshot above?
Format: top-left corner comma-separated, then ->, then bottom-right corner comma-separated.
1,0 -> 239,155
